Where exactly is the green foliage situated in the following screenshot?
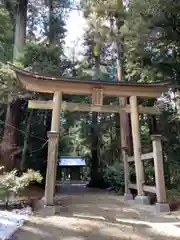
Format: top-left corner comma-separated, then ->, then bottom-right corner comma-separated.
22,41 -> 66,75
0,7 -> 13,62
0,63 -> 20,103
124,0 -> 180,82
0,167 -> 43,208
103,162 -> 124,192
81,166 -> 90,181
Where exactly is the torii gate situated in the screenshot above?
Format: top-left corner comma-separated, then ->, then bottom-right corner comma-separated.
12,65 -> 171,213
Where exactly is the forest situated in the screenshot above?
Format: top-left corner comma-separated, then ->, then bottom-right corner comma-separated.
0,0 -> 180,198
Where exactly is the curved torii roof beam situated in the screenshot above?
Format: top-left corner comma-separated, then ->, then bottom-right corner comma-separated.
11,65 -> 171,98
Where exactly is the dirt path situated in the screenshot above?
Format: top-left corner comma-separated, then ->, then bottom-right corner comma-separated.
12,185 -> 180,240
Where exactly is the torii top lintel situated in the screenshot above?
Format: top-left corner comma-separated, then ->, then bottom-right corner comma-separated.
11,65 -> 171,98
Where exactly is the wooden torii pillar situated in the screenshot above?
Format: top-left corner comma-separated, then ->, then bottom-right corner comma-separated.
129,96 -> 149,204
43,88 -> 103,212
44,91 -> 62,212
119,97 -> 133,200
151,134 -> 170,212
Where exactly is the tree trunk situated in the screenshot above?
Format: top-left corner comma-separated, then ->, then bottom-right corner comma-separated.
89,111 -> 100,187
13,0 -> 28,61
116,19 -> 133,156
48,0 -> 54,45
0,0 -> 28,171
0,99 -> 25,171
148,115 -> 158,135
89,54 -> 102,187
127,114 -> 133,156
2,0 -> 15,24
21,110 -> 33,171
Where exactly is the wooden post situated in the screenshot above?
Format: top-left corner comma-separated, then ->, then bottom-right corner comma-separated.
52,91 -> 62,195
123,148 -> 128,193
129,96 -> 149,204
44,131 -> 59,206
151,135 -> 170,212
51,91 -> 62,132
44,91 -> 62,208
119,98 -> 133,200
119,98 -> 127,148
122,147 -> 133,200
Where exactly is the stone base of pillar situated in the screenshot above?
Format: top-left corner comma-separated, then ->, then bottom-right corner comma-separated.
124,193 -> 133,201
155,203 -> 170,213
38,205 -> 56,216
36,196 -> 56,216
135,195 -> 149,205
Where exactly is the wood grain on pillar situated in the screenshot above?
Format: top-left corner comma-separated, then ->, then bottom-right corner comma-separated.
119,98 -> 130,195
130,96 -> 144,196
45,91 -> 62,205
51,91 -> 62,132
45,131 -> 59,206
151,135 -> 167,203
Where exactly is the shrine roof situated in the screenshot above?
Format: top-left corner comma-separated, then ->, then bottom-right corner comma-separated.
58,156 -> 86,166
11,65 -> 171,87
11,65 -> 172,98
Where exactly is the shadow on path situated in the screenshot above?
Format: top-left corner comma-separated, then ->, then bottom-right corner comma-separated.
12,184 -> 180,240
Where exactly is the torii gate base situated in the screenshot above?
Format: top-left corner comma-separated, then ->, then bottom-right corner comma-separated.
11,66 -> 171,215
39,131 -> 59,216
123,133 -> 170,213
38,96 -> 170,214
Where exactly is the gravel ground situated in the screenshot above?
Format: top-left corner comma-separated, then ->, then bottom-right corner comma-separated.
12,185 -> 180,240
